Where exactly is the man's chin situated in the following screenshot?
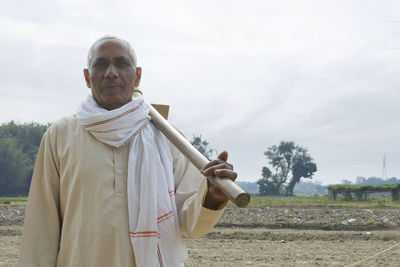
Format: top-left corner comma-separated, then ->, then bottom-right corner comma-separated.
98,96 -> 131,110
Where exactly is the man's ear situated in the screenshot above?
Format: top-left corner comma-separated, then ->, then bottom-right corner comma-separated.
83,69 -> 91,88
134,67 -> 142,87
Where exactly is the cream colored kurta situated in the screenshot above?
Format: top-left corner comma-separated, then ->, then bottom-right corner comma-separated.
18,115 -> 224,267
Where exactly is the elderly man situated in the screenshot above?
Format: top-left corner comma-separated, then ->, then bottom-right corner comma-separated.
18,36 -> 236,267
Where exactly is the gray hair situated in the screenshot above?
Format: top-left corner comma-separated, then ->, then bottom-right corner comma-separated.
87,35 -> 137,71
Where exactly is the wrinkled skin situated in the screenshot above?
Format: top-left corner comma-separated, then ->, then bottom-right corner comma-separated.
83,39 -> 141,110
201,151 -> 237,209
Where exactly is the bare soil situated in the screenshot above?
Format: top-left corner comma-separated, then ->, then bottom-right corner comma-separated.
218,205 -> 400,230
2,205 -> 400,266
185,228 -> 400,267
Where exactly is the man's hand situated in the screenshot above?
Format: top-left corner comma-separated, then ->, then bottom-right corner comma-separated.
200,151 -> 237,210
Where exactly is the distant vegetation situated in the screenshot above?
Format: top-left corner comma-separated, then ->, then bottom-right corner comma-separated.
342,176 -> 400,186
190,135 -> 216,160
293,181 -> 327,195
236,181 -> 259,194
257,141 -> 317,196
0,121 -> 49,196
236,180 -> 327,195
237,177 -> 400,197
328,184 -> 400,201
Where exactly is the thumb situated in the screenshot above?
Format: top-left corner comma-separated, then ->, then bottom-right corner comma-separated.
217,150 -> 228,161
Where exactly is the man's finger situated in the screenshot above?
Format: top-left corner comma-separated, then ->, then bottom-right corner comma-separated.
201,151 -> 228,171
201,163 -> 233,176
217,150 -> 228,161
214,169 -> 237,181
201,160 -> 223,171
201,157 -> 231,172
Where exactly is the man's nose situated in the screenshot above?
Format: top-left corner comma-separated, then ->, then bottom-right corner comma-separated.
105,64 -> 119,78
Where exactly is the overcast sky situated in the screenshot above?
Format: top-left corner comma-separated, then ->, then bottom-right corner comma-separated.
1,0 -> 399,185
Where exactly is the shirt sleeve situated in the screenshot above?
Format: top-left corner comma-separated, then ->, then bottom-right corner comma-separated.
169,142 -> 226,240
18,128 -> 61,267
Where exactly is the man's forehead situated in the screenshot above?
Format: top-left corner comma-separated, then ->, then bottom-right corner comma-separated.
92,39 -> 130,58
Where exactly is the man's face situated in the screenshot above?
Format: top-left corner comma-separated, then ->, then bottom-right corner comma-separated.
83,39 -> 142,110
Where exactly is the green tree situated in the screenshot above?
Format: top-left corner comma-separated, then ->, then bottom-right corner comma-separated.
257,166 -> 281,195
0,136 -> 28,195
0,121 -> 49,196
257,141 -> 317,196
190,135 -> 215,160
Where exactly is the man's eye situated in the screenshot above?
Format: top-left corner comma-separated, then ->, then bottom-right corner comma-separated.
94,62 -> 108,68
118,62 -> 130,67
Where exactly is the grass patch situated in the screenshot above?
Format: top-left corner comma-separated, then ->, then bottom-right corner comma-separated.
0,197 -> 27,206
243,194 -> 400,207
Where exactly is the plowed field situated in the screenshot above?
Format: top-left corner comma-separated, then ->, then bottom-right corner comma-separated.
2,205 -> 400,266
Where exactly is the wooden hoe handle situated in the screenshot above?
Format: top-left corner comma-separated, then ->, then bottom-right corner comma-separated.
133,90 -> 250,208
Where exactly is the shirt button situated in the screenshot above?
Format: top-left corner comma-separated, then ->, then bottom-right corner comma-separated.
116,169 -> 123,175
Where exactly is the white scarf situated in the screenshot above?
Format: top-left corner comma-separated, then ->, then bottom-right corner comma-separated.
77,95 -> 187,267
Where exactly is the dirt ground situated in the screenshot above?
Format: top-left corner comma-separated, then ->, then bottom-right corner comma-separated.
185,228 -> 400,267
2,226 -> 400,267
